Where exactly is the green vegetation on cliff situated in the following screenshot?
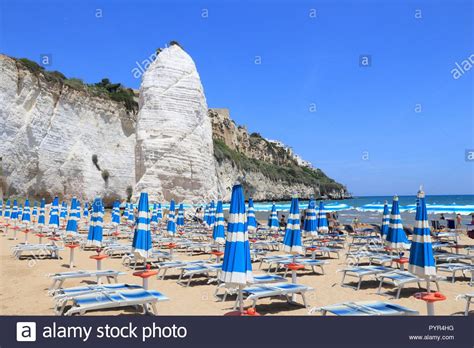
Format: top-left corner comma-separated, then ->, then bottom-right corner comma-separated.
213,139 -> 344,194
14,58 -> 138,113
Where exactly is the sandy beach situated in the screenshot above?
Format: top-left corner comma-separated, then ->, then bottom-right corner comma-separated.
1,213 -> 472,316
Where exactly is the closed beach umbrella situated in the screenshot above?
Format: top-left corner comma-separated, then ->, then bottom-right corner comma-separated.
386,196 -> 410,250
60,201 -> 68,222
176,203 -> 185,226
4,199 -> 11,221
151,203 -> 158,227
381,201 -> 390,238
0,199 -> 2,218
11,200 -> 19,222
48,197 -> 60,231
127,203 -> 135,225
32,201 -> 38,222
283,196 -> 302,254
66,197 -> 79,236
408,189 -> 438,315
111,200 -> 120,226
203,204 -> 209,226
83,202 -> 89,221
208,201 -> 216,227
268,203 -> 279,231
157,203 -> 163,221
37,199 -> 46,227
247,198 -> 257,231
303,198 -> 318,237
213,200 -> 226,244
166,200 -> 176,235
219,183 -> 253,314
317,201 -> 329,233
123,202 -> 129,221
132,192 -> 152,258
22,199 -> 31,225
87,197 -> 104,247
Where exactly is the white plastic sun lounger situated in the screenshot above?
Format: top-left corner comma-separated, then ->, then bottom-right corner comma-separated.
376,270 -> 440,299
61,289 -> 169,316
214,274 -> 287,301
155,260 -> 204,279
177,263 -> 222,287
236,282 -> 314,309
339,265 -> 392,290
309,301 -> 419,316
49,270 -> 125,290
279,259 -> 328,277
305,246 -> 342,259
456,293 -> 474,316
103,244 -> 132,257
259,254 -> 293,272
12,243 -> 63,259
436,263 -> 473,283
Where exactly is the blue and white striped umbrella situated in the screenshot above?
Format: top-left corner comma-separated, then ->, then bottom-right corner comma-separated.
386,196 -> 410,250
48,197 -> 60,229
22,199 -> 31,225
18,204 -> 23,221
247,198 -> 257,231
11,200 -> 19,223
87,197 -> 104,247
166,200 -> 176,235
176,203 -> 185,226
4,199 -> 11,220
60,201 -> 68,222
283,196 -> 302,254
203,204 -> 210,226
123,201 -> 129,220
111,200 -> 120,226
157,203 -> 163,221
66,197 -> 79,235
150,203 -> 158,226
408,190 -> 436,277
37,199 -> 46,226
83,202 -> 89,220
0,199 -> 2,218
317,201 -> 329,233
132,192 -> 152,258
381,201 -> 390,238
268,203 -> 279,231
219,183 -> 253,285
213,200 -> 226,244
208,200 -> 216,227
32,201 -> 38,221
303,198 -> 318,237
127,203 -> 135,225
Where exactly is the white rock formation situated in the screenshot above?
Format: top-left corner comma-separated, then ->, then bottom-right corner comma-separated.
135,45 -> 218,203
0,54 -> 136,204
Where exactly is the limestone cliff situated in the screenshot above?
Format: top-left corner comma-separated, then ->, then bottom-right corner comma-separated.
0,47 -> 348,204
135,45 -> 218,203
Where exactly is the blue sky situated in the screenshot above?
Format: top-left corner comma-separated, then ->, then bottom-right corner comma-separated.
1,0 -> 473,196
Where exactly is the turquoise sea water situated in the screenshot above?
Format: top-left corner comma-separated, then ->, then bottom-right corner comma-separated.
223,195 -> 474,215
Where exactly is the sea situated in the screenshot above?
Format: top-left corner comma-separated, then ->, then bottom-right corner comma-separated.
227,195 -> 474,226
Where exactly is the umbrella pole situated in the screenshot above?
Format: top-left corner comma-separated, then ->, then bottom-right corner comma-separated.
238,284 -> 244,314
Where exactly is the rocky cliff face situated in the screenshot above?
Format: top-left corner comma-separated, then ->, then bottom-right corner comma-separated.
0,47 -> 348,203
0,54 -> 136,204
135,45 -> 218,203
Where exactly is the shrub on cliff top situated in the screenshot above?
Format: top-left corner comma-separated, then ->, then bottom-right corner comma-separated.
213,139 -> 343,193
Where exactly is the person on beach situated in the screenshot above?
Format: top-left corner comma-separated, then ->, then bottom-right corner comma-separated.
440,213 -> 445,220
456,213 -> 462,230
279,214 -> 287,230
352,216 -> 359,229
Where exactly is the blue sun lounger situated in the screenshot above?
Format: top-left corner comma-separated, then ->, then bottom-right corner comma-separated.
309,301 -> 419,316
339,265 -> 392,290
52,283 -> 143,314
61,289 -> 169,316
436,263 -> 473,283
214,273 -> 287,301
177,263 -> 222,287
237,282 -> 314,309
376,270 -> 441,299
